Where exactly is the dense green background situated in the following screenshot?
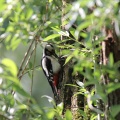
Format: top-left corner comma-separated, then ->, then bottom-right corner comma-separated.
0,0 -> 59,103
0,0 -> 120,119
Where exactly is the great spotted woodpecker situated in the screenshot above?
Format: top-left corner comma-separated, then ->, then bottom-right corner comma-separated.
41,43 -> 61,98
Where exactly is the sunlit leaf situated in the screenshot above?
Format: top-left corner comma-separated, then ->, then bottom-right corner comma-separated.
49,0 -> 53,3
57,102 -> 63,114
0,0 -> 7,12
11,38 -> 21,50
46,110 -> 55,119
51,26 -> 61,32
15,104 -> 28,110
26,8 -> 33,20
3,76 -> 20,85
65,55 -> 72,65
65,110 -> 72,120
2,58 -> 17,77
43,34 -> 60,41
58,31 -> 69,37
108,53 -> 114,67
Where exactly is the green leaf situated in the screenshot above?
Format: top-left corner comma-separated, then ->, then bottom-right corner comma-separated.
3,76 -> 20,85
29,62 -> 33,69
49,0 -> 53,3
46,110 -> 55,119
0,0 -> 6,12
110,105 -> 120,117
65,55 -> 72,65
56,102 -> 63,114
13,84 -> 30,97
106,83 -> 120,94
65,110 -> 72,120
51,26 -> 61,32
109,53 -> 114,67
43,34 -> 60,41
11,38 -> 21,50
26,8 -> 33,20
15,104 -> 28,110
77,21 -> 91,31
7,93 -> 15,107
79,109 -> 87,119
2,58 -> 17,77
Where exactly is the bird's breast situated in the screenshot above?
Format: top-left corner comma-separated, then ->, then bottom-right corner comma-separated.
51,58 -> 61,73
48,57 -> 60,73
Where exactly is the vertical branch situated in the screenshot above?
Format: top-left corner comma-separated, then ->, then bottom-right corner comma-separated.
30,40 -> 38,96
61,0 -> 73,114
101,25 -> 120,119
61,1 -> 84,119
17,39 -> 35,78
19,45 -> 36,80
17,26 -> 42,79
101,27 -> 112,120
62,61 -> 73,113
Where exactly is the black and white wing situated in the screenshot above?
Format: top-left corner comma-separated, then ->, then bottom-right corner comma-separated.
41,56 -> 58,96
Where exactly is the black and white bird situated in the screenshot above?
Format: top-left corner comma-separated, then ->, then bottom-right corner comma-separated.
41,43 -> 61,98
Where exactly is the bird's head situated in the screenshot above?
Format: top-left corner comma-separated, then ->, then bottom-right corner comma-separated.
44,43 -> 58,58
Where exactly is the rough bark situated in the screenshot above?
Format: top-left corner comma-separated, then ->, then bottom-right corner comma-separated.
101,24 -> 120,119
61,0 -> 84,119
61,1 -> 120,120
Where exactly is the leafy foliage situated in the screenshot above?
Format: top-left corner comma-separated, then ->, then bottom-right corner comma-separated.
0,0 -> 120,119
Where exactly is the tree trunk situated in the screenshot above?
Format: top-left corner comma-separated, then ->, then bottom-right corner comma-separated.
61,0 -> 84,119
61,1 -> 120,119
101,24 -> 120,119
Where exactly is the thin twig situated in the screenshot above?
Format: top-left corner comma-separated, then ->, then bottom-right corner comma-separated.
30,40 -> 38,96
19,45 -> 36,80
17,27 -> 42,78
0,38 -> 5,43
17,39 -> 35,78
18,65 -> 41,79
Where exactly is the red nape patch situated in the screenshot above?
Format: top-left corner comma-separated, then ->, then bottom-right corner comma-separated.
53,73 -> 59,86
